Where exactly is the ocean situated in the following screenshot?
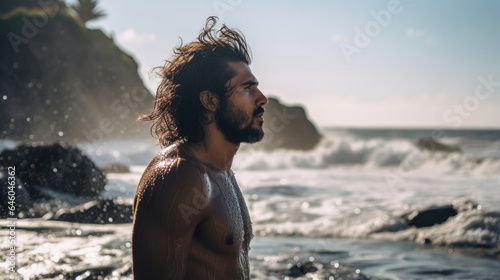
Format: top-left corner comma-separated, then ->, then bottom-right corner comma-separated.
1,128 -> 499,279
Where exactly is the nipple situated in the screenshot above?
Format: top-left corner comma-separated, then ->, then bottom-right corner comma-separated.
225,235 -> 235,245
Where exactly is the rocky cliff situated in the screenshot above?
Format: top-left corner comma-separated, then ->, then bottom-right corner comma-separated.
260,97 -> 321,150
0,2 -> 153,144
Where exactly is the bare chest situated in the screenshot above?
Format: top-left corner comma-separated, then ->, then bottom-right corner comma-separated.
194,172 -> 252,254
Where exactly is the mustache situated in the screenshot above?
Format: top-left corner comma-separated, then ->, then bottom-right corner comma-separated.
253,107 -> 265,117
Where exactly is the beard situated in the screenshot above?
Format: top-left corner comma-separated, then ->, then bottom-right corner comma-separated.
215,102 -> 265,144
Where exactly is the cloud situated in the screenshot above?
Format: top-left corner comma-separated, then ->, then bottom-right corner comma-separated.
406,27 -> 426,38
406,27 -> 440,46
330,34 -> 351,43
117,28 -> 158,44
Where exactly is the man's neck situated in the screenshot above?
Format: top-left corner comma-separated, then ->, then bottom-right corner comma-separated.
184,124 -> 239,171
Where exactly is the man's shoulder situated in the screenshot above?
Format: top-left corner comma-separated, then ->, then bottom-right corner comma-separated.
134,146 -> 211,226
144,145 -> 208,192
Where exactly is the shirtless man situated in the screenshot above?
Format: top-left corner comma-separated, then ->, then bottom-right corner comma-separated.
132,17 -> 268,279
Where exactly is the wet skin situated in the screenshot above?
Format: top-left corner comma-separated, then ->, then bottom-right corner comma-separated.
132,145 -> 253,279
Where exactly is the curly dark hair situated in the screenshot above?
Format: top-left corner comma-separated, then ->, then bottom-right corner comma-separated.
139,16 -> 252,147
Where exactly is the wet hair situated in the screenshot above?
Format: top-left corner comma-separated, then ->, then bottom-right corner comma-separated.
139,16 -> 252,147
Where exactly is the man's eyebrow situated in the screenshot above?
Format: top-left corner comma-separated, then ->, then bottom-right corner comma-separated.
240,80 -> 259,86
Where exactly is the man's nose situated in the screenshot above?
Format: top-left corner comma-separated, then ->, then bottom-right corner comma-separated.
256,88 -> 268,107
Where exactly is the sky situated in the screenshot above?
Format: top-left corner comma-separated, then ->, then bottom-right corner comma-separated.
81,0 -> 499,128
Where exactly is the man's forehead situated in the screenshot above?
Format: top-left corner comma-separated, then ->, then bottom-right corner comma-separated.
228,61 -> 257,84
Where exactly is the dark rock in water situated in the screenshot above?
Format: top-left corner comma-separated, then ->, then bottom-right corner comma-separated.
0,143 -> 106,199
415,138 -> 461,153
258,97 -> 321,150
288,261 -> 318,277
404,205 -> 458,228
280,261 -> 375,279
0,170 -> 32,218
45,198 -> 133,224
39,265 -> 116,280
102,162 -> 130,174
0,3 -> 153,143
370,220 -> 409,233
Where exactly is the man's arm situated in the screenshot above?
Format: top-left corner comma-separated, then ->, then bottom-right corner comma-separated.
132,158 -> 210,279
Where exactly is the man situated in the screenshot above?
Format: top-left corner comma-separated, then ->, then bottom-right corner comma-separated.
132,16 -> 268,279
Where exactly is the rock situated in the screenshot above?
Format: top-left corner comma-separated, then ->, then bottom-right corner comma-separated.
258,97 -> 321,150
0,143 -> 106,199
404,205 -> 458,228
415,138 -> 460,153
370,220 -> 408,233
0,3 -> 153,143
0,170 -> 32,218
102,162 -> 130,174
38,265 -> 116,280
45,198 -> 133,224
288,261 -> 318,277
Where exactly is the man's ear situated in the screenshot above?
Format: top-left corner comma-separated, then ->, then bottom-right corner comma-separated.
199,90 -> 219,112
